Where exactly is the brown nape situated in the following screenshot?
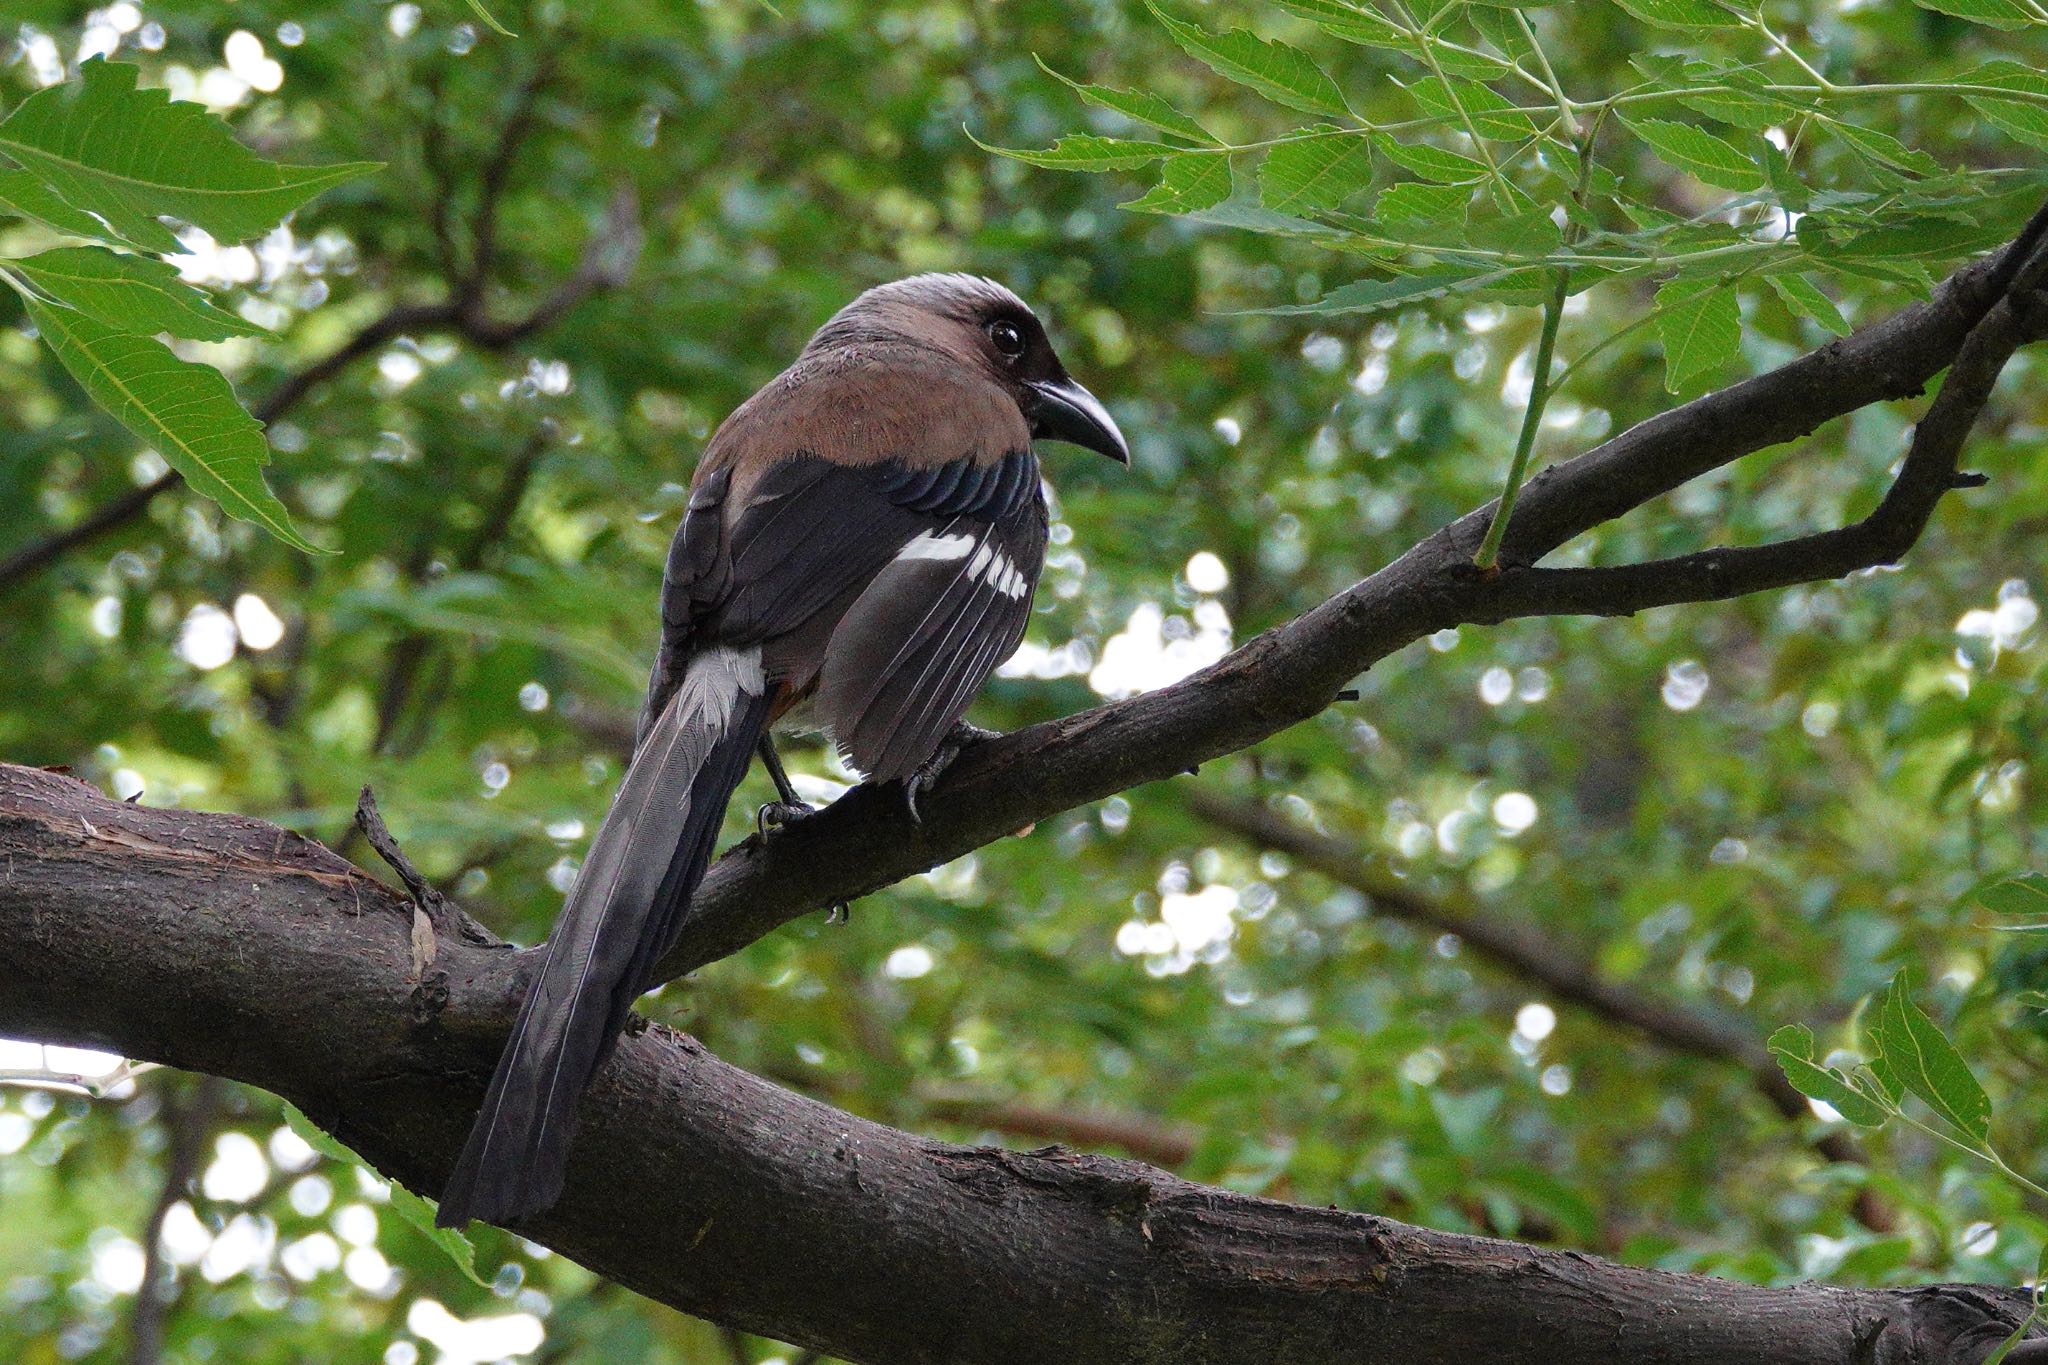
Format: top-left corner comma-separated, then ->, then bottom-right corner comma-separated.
699,339 -> 1032,510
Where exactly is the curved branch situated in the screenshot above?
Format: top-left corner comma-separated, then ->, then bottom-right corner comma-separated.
639,216 -> 2046,989
0,765 -> 2033,1365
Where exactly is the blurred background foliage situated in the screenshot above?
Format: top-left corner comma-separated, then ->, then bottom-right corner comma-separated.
2,0 -> 2048,1361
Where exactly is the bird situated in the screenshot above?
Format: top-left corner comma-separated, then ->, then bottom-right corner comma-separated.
436,273 -> 1128,1228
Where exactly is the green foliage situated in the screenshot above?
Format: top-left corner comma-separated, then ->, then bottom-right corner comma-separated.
0,58 -> 375,549
2,1 -> 2047,1361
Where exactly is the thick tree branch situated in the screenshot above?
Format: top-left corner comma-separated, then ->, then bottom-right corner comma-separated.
1184,792 -> 1892,1230
0,765 -> 2034,1365
624,212 -> 2047,991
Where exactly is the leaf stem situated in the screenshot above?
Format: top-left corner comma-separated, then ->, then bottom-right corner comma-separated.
1474,266 -> 1567,570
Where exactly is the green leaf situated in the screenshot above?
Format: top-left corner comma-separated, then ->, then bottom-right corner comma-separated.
1035,58 -> 1221,145
1259,130 -> 1376,213
1975,873 -> 2048,917
1375,180 -> 1472,226
1962,62 -> 2048,149
1148,3 -> 1351,118
1827,121 -> 1942,177
972,133 -> 1177,171
1767,273 -> 1850,337
1612,0 -> 1747,29
1766,1025 -> 1894,1127
1248,266 -> 1504,315
1653,278 -> 1741,392
1122,151 -> 1234,212
0,167 -> 124,242
1399,75 -> 1540,142
1911,0 -> 2038,30
1871,972 -> 1992,1142
1383,139 -> 1488,183
0,59 -> 380,249
1622,116 -> 1763,191
12,246 -> 266,341
462,0 -> 520,36
23,296 -> 318,552
1271,0 -> 1409,48
281,1104 -> 490,1286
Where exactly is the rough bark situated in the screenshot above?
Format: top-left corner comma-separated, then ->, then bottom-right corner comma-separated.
0,765 -> 2037,1365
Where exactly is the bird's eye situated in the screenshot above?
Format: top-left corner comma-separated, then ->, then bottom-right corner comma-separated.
988,319 -> 1025,358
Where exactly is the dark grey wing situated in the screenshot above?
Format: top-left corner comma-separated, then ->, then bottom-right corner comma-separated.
638,466 -> 735,746
816,460 -> 1046,782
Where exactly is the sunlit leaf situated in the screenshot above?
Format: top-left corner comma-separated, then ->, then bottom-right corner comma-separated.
1259,130 -> 1376,212
1911,0 -> 2039,30
12,246 -> 267,341
1122,150 -> 1233,212
1148,2 -> 1351,118
1766,1025 -> 1894,1128
0,59 -> 379,249
1271,0 -> 1409,48
1035,58 -> 1222,145
22,296 -> 318,552
1871,973 -> 1991,1143
1612,0 -> 1747,30
971,133 -> 1178,171
0,166 -> 123,243
1383,139 -> 1489,183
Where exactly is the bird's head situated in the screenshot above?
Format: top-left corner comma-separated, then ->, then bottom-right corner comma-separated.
813,273 -> 1130,465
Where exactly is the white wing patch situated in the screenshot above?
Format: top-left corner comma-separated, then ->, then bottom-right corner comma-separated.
895,530 -> 975,563
972,540 -> 1029,599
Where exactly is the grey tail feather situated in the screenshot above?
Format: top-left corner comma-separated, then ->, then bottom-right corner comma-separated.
436,652 -> 770,1229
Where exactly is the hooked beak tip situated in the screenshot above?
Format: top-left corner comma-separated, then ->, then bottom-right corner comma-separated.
1029,376 -> 1129,465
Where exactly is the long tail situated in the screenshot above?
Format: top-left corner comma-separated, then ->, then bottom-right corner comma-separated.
436,646 -> 769,1228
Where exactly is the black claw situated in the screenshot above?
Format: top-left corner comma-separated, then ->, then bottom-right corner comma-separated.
826,901 -> 851,925
756,800 -> 816,836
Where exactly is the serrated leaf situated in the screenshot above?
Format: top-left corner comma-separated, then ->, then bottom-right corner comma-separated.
1623,116 -> 1763,191
1654,277 -> 1740,392
1149,3 -> 1351,117
973,133 -> 1177,171
1768,273 -> 1850,337
1383,139 -> 1488,183
1872,973 -> 1991,1142
1400,75 -> 1539,142
1766,1025 -> 1894,1127
1122,150 -> 1233,212
1962,63 -> 2048,148
0,167 -> 124,242
1035,58 -> 1221,145
281,1104 -> 489,1285
1976,873 -> 2048,917
1828,121 -> 1942,177
13,246 -> 266,341
1271,0 -> 1409,47
1614,0 -> 1747,28
1912,0 -> 2037,29
23,296 -> 317,552
1260,130 -> 1375,212
1375,180 -> 1471,226
1248,266 -> 1504,315
0,59 -> 379,249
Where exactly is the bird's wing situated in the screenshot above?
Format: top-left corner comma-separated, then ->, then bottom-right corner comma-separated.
653,445 -> 1045,781
815,452 -> 1046,781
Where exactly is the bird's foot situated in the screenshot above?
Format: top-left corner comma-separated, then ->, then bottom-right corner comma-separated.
756,799 -> 817,837
903,722 -> 1002,825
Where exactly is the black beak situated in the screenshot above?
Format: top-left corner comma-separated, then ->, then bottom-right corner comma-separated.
1027,375 -> 1129,465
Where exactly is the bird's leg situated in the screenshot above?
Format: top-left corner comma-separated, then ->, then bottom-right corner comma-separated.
755,735 -> 816,835
903,721 -> 1001,825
